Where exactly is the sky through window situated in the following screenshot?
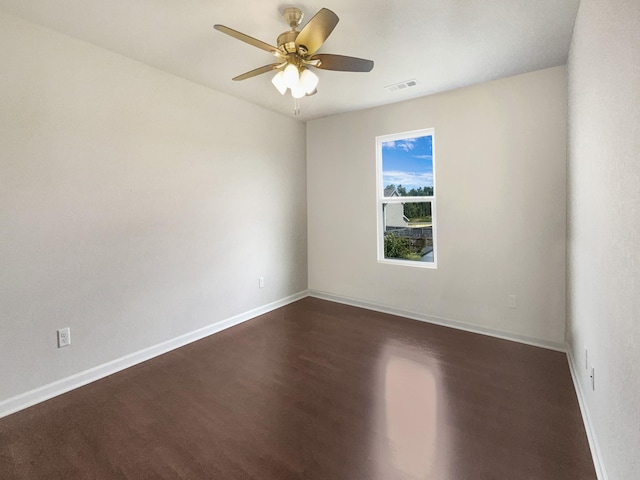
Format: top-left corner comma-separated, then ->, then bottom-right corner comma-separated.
381,135 -> 433,193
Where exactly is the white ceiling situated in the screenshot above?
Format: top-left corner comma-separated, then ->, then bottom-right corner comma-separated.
0,0 -> 580,122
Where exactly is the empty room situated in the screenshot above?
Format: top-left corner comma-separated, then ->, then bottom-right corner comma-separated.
1,1 -> 638,479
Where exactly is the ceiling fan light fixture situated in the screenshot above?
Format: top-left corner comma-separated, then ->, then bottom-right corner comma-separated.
283,63 -> 300,89
215,7 -> 374,109
272,71 -> 287,95
300,68 -> 319,94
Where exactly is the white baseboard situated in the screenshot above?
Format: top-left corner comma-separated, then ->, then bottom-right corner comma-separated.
566,347 -> 608,480
308,290 -> 567,352
0,290 -> 309,419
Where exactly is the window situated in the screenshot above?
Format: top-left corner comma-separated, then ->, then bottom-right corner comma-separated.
376,129 -> 436,267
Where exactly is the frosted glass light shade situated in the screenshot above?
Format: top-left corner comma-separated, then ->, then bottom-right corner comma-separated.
283,63 -> 299,89
300,69 -> 319,94
271,71 -> 287,95
291,83 -> 306,99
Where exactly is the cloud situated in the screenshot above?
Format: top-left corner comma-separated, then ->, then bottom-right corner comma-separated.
383,170 -> 434,189
412,154 -> 433,160
382,139 -> 417,152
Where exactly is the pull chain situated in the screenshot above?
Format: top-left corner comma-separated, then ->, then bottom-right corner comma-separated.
294,98 -> 300,116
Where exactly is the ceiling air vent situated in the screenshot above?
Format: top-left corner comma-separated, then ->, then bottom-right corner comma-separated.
385,79 -> 419,92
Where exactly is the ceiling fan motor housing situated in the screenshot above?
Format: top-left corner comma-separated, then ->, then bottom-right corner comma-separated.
277,30 -> 299,54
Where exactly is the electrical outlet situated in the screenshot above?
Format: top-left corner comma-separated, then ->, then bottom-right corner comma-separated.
259,276 -> 264,288
57,327 -> 71,348
508,295 -> 517,309
590,366 -> 595,391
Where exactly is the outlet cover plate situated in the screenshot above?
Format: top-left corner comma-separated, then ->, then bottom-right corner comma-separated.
57,327 -> 71,348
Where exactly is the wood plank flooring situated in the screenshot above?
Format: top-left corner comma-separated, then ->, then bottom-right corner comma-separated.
0,298 -> 596,479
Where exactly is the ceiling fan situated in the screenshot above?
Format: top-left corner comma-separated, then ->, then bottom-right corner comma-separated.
214,7 -> 374,100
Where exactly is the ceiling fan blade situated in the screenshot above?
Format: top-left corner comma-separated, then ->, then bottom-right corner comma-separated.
232,63 -> 282,81
311,54 -> 374,72
295,8 -> 339,55
214,25 -> 279,54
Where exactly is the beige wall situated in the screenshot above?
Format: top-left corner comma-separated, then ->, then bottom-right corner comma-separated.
567,1 -> 640,478
0,13 -> 307,404
308,66 -> 567,346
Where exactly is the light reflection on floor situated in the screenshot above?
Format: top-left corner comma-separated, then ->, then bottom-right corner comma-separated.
374,343 -> 449,479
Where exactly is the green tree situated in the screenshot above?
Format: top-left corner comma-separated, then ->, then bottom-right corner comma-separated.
384,233 -> 410,258
403,201 -> 432,221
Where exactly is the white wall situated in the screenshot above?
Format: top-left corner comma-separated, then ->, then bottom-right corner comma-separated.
567,1 -> 640,478
0,12 -> 307,404
308,67 -> 567,346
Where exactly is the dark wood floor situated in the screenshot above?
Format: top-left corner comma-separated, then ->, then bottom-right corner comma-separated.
0,297 -> 596,479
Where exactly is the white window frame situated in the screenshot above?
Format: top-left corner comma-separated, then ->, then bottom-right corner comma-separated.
376,128 -> 437,268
